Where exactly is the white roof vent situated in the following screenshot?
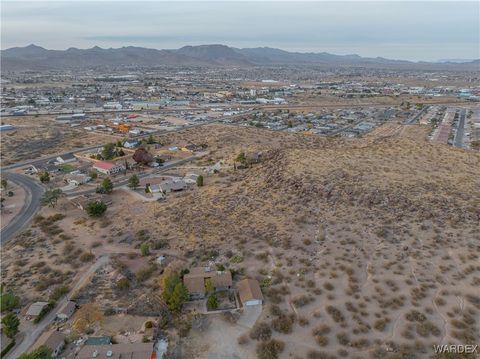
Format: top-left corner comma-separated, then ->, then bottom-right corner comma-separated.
106,351 -> 113,357
92,350 -> 98,358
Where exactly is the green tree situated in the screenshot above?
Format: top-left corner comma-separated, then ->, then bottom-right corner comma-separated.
39,172 -> 50,183
205,278 -> 214,295
128,174 -> 140,189
85,201 -> 107,217
89,171 -> 98,179
101,178 -> 113,193
18,346 -> 53,359
41,189 -> 62,208
196,175 -> 204,187
162,272 -> 181,303
168,283 -> 189,312
207,294 -> 218,310
1,178 -> 7,190
147,134 -> 155,144
0,292 -> 20,312
140,243 -> 150,256
1,312 -> 20,338
102,143 -> 115,160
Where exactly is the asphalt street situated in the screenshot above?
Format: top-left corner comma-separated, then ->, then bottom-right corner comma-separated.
0,173 -> 44,244
454,109 -> 466,148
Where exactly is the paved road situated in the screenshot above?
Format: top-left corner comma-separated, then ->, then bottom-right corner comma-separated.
405,106 -> 429,125
0,173 -> 44,244
454,109 -> 466,148
5,255 -> 109,359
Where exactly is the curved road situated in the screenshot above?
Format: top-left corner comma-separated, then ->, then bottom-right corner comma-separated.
1,173 -> 44,244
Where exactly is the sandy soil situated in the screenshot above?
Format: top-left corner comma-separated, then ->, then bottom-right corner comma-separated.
1,181 -> 26,229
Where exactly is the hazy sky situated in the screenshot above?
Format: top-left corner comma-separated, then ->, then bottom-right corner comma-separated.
1,1 -> 479,61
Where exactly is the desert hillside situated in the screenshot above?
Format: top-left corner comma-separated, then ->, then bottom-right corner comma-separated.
2,123 -> 479,359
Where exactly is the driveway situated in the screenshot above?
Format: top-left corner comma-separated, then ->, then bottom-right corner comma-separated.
236,304 -> 262,329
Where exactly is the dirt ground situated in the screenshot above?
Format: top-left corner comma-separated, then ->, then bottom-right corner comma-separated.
0,115 -> 115,165
1,181 -> 26,229
1,123 -> 479,359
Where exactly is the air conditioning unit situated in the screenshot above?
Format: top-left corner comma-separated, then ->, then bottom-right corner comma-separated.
107,351 -> 113,357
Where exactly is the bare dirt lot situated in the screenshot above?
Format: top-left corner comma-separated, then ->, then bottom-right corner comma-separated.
0,116 -> 115,165
1,123 -> 479,359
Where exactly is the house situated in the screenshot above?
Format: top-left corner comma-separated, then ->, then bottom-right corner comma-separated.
123,140 -> 139,149
159,179 -> 187,193
65,173 -> 91,186
93,161 -> 126,175
24,164 -> 39,174
54,154 -> 76,165
32,330 -> 65,358
236,279 -> 264,306
76,343 -> 153,359
56,301 -> 76,320
26,302 -> 49,318
183,173 -> 199,184
183,267 -> 233,299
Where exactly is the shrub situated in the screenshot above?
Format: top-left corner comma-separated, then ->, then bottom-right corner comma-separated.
326,305 -> 345,323
80,252 -> 95,262
256,339 -> 285,359
49,285 -> 69,301
271,314 -> 295,334
249,322 -> 272,341
116,278 -> 130,290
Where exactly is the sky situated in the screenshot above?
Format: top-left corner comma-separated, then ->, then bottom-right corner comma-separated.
1,1 -> 479,61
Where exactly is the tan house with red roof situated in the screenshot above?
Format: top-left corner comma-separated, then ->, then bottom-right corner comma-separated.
92,161 -> 126,175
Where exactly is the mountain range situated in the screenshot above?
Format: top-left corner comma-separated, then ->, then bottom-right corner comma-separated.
1,44 -> 479,71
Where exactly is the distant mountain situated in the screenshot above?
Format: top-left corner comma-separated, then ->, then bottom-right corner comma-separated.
1,44 -> 479,71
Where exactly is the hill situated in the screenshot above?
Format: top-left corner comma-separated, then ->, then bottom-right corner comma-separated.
2,44 -> 479,71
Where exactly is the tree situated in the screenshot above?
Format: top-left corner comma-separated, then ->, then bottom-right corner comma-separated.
85,201 -> 107,217
18,346 -> 53,359
147,134 -> 155,144
89,171 -> 98,179
168,282 -> 189,312
39,172 -> 50,183
101,178 -> 113,193
2,312 -> 20,338
1,178 -> 7,190
207,294 -> 218,310
0,292 -> 20,312
133,147 -> 153,165
205,278 -> 214,295
102,143 -> 115,160
162,272 -> 182,304
140,243 -> 150,256
128,174 -> 140,189
41,189 -> 62,208
196,175 -> 204,187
